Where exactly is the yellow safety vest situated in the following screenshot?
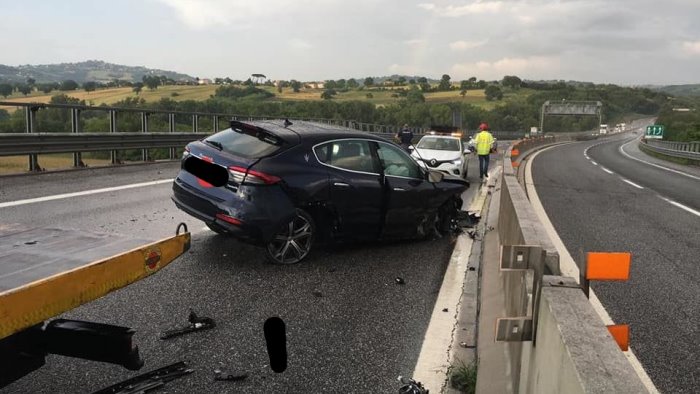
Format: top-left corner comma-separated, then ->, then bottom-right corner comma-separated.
475,131 -> 494,155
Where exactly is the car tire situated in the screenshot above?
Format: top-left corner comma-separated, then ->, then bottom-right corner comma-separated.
265,209 -> 315,264
206,222 -> 228,235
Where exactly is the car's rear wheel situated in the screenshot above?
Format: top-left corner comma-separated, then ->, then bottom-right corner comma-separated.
266,209 -> 315,264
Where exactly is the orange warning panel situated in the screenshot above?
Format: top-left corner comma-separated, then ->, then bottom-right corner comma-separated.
511,149 -> 520,157
607,324 -> 629,351
511,161 -> 520,168
586,252 -> 631,280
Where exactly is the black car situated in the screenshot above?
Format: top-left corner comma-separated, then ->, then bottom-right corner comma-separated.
172,120 -> 468,264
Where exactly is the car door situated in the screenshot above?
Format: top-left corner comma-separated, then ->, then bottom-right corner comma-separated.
374,141 -> 434,238
314,139 -> 383,240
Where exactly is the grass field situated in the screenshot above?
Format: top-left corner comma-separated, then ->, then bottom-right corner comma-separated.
0,153 -> 113,174
0,85 -> 219,112
0,84 -> 527,114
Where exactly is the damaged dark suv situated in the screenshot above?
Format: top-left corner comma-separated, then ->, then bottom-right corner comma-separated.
172,120 -> 468,264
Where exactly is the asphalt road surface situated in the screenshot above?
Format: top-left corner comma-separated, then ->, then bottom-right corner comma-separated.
0,157 -> 481,394
532,132 -> 700,394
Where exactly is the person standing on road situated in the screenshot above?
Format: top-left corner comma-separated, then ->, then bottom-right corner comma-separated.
396,124 -> 414,152
475,122 -> 495,180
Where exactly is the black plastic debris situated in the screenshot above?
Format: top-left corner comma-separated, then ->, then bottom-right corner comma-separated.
160,310 -> 216,340
442,308 -> 449,312
214,370 -> 248,382
312,290 -> 323,298
93,361 -> 193,394
457,211 -> 481,228
395,277 -> 405,285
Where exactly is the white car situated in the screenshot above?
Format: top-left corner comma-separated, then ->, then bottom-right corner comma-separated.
410,134 -> 470,178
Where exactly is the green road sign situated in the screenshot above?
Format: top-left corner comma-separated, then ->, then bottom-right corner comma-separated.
645,125 -> 664,139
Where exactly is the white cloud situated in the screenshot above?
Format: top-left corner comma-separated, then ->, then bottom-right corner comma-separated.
405,39 -> 427,46
155,0 -> 328,29
289,38 -> 313,50
450,56 -> 560,79
419,1 -> 503,17
449,40 -> 486,51
388,63 -> 420,75
682,40 -> 700,55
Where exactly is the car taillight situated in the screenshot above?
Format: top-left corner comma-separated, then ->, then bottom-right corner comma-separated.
216,213 -> 242,225
228,166 -> 280,185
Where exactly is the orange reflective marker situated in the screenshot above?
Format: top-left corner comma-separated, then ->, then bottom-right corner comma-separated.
511,161 -> 520,168
586,252 -> 631,280
607,324 -> 629,351
511,149 -> 520,157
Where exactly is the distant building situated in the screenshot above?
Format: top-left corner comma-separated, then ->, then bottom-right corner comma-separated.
305,82 -> 324,89
198,78 -> 212,85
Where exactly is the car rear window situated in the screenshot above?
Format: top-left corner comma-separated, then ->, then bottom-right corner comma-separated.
204,128 -> 281,159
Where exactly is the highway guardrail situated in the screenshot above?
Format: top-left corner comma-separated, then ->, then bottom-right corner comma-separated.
641,138 -> 700,162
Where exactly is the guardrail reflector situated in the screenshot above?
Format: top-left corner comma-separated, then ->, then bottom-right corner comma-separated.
607,324 -> 629,351
511,149 -> 520,157
511,161 -> 520,168
586,252 -> 631,280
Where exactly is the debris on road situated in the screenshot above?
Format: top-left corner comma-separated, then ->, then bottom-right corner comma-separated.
442,308 -> 449,312
395,277 -> 405,285
214,370 -> 249,382
160,309 -> 216,340
312,290 -> 323,298
92,361 -> 193,394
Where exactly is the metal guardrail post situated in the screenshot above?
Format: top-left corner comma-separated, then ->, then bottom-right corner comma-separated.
141,112 -> 149,161
192,115 -> 199,133
168,113 -> 176,160
71,108 -> 84,167
25,106 -> 40,171
213,116 -> 219,133
109,110 -> 118,164
496,245 -> 547,343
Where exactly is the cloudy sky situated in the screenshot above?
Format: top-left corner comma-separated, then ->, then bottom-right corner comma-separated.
1,0 -> 699,85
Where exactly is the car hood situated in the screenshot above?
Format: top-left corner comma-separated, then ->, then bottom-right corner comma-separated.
412,148 -> 461,162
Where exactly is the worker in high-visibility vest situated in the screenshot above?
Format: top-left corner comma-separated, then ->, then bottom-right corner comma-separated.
475,122 -> 495,180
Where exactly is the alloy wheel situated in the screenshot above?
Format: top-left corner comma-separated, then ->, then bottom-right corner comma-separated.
266,210 -> 314,264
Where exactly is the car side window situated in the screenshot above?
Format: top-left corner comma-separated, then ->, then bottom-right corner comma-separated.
314,140 -> 376,173
376,142 -> 422,178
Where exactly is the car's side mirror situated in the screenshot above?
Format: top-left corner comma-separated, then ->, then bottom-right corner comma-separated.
408,146 -> 414,151
428,170 -> 444,183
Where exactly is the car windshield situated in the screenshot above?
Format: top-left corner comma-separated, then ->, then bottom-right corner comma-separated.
204,128 -> 281,159
417,137 -> 460,151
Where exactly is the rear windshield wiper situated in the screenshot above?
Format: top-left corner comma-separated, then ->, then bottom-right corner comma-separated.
204,139 -> 223,150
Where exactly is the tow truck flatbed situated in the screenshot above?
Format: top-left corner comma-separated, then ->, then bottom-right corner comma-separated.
0,223 -> 190,340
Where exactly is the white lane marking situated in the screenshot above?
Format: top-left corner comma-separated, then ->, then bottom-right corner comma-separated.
526,145 -> 659,393
591,161 -> 598,166
0,179 -> 174,209
620,139 -> 700,181
601,167 -> 614,174
622,179 -> 644,189
661,197 -> 700,217
412,169 -> 497,392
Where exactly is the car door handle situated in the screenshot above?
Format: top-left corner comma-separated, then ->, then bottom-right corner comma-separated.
393,187 -> 405,191
333,182 -> 350,187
